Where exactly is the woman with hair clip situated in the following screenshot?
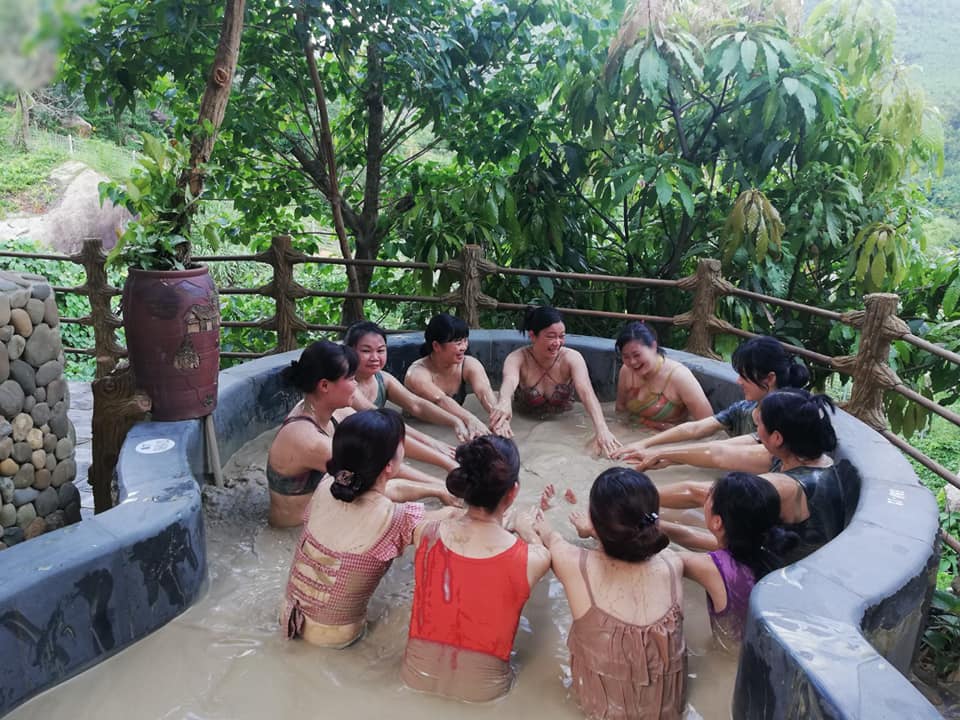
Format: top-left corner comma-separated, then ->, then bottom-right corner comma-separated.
530,467 -> 685,720
401,435 -> 551,702
267,341 -> 454,528
656,389 -> 851,564
614,321 -> 713,430
656,472 -> 798,650
613,335 -> 810,474
280,409 -> 459,648
344,321 -> 468,469
489,306 -> 621,457
403,313 -> 500,438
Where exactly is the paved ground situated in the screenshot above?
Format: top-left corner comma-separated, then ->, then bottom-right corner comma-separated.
67,381 -> 94,518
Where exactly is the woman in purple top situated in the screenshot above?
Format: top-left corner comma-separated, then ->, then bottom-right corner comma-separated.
660,472 -> 797,650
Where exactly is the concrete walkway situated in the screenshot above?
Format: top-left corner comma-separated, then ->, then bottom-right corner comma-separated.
67,382 -> 94,518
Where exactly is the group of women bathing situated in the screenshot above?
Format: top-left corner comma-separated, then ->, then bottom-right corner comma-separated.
267,307 -> 851,719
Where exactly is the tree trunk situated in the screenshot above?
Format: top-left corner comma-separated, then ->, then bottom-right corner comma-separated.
173,0 -> 246,264
13,91 -> 31,151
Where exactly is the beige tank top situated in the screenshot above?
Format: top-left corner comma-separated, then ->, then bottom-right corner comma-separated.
566,550 -> 686,720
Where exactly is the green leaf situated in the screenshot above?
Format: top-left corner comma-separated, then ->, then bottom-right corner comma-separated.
943,277 -> 960,316
870,251 -> 887,288
761,41 -> 780,84
141,133 -> 165,164
740,39 -> 757,74
719,42 -> 740,78
676,176 -> 694,216
792,81 -> 818,124
637,45 -> 668,103
655,172 -> 673,206
537,276 -> 554,298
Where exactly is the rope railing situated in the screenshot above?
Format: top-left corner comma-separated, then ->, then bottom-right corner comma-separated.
2,237 -> 958,551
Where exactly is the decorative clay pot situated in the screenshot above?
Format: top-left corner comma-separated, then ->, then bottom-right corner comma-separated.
122,265 -> 220,421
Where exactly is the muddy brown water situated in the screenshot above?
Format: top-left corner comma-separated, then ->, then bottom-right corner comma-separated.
10,401 -> 737,720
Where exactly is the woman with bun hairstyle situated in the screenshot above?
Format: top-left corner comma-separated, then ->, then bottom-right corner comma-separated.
401,435 -> 551,702
490,306 -> 621,456
531,468 -> 685,720
657,389 -> 850,564
267,341 -> 453,528
613,335 -> 810,474
657,472 -> 798,650
281,409 -> 458,648
404,313 -> 500,438
344,321 -> 467,469
614,321 -> 713,429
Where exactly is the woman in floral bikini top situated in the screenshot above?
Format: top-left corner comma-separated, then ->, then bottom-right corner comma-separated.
614,321 -> 713,430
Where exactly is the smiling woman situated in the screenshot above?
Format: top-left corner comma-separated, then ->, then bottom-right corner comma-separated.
614,321 -> 712,430
403,313 -> 499,438
490,306 -> 621,457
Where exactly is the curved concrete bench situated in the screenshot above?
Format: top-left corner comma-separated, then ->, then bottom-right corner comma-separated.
0,330 -> 941,718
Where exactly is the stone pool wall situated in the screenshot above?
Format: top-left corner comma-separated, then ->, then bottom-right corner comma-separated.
0,330 -> 942,718
0,270 -> 79,550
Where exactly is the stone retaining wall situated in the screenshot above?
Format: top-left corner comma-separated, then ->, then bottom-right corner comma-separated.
0,270 -> 79,550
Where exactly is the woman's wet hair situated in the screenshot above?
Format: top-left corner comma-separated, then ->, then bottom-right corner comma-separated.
615,321 -> 665,357
710,472 -> 798,578
446,435 -> 520,512
420,313 -> 469,357
760,388 -> 837,459
327,409 -> 406,502
589,467 -> 669,563
732,336 -> 809,391
520,306 -> 563,336
343,321 -> 387,348
281,340 -> 358,393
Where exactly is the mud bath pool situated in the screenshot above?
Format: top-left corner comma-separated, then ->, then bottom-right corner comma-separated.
8,400 -> 738,720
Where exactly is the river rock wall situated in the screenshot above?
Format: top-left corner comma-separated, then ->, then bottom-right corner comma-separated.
0,270 -> 79,550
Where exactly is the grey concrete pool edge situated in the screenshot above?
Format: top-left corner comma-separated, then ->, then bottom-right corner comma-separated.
0,331 -> 942,718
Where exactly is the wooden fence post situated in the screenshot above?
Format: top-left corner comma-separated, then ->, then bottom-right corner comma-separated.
442,244 -> 498,328
676,259 -> 728,359
260,235 -> 308,351
75,238 -> 124,377
90,359 -> 150,513
839,293 -> 909,432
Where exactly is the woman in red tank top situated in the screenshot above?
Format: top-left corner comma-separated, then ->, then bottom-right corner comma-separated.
402,436 -> 551,702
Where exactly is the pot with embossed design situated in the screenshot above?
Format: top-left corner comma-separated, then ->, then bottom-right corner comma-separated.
101,133 -> 221,421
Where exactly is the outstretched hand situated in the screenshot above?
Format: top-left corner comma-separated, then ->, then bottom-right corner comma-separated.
589,428 -> 622,458
611,440 -> 649,461
621,448 -> 674,471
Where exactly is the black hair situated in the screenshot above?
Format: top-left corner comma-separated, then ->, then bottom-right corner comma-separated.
615,321 -> 665,357
589,467 -> 669,563
419,313 -> 469,357
710,472 -> 798,578
343,321 -> 387,348
760,388 -> 837,460
281,340 -> 358,393
327,409 -> 406,502
731,336 -> 809,391
445,435 -> 519,513
519,306 -> 563,335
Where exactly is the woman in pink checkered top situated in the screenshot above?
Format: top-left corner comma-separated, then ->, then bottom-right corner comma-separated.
281,408 -> 457,648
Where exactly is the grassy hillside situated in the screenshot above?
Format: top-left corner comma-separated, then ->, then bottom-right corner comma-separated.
893,0 -> 959,112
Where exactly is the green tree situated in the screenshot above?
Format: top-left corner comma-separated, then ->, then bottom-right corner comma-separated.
62,0 -> 558,319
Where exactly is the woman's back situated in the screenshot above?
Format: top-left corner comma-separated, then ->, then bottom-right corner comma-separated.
283,481 -> 424,641
565,549 -> 685,720
403,519 -> 532,702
